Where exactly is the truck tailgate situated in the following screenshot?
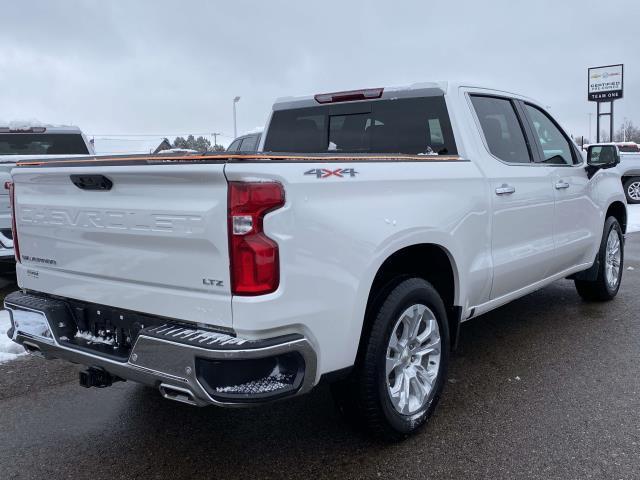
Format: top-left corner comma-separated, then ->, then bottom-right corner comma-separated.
12,163 -> 232,328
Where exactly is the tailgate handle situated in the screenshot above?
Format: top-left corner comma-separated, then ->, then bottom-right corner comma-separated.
70,174 -> 113,191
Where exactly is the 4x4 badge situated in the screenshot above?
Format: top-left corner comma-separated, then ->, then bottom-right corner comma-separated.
304,168 -> 358,179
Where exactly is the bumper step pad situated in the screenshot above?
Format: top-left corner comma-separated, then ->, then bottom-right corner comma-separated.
141,323 -> 303,351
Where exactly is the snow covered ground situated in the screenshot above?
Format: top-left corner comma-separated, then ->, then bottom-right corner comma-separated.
0,309 -> 24,363
628,204 -> 640,233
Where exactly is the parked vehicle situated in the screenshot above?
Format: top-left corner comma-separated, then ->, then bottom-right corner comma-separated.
4,83 -> 627,440
618,152 -> 640,204
583,141 -> 640,154
615,142 -> 640,153
0,123 -> 94,261
227,131 -> 261,152
585,143 -> 640,204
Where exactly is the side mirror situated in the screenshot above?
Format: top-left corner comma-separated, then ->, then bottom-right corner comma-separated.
586,145 -> 620,179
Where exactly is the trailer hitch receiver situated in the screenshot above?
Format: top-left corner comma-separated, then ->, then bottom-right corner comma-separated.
79,367 -> 122,388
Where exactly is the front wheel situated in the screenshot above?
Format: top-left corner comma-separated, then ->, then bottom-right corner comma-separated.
332,278 -> 449,441
575,217 -> 624,301
624,177 -> 640,204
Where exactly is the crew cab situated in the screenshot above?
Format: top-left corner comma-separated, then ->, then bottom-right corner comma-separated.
0,124 -> 94,260
4,83 -> 627,440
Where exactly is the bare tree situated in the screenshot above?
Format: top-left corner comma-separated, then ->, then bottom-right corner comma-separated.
613,119 -> 640,143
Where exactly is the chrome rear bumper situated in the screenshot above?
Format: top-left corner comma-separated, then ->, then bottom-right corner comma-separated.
4,293 -> 317,407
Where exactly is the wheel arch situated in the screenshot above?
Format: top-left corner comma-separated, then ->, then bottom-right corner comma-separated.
606,201 -> 627,234
356,243 -> 461,360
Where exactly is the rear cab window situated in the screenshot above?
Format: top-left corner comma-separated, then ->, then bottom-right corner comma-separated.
264,96 -> 457,155
0,133 -> 89,155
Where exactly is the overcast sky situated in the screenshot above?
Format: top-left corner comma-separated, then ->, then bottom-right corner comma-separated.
1,0 -> 638,152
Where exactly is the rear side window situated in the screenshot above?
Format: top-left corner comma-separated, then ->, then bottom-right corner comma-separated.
471,96 -> 531,164
264,97 -> 457,155
239,134 -> 259,152
523,104 -> 575,165
227,139 -> 241,152
619,145 -> 640,153
0,133 -> 89,155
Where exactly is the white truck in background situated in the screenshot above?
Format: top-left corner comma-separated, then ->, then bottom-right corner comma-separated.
4,83 -> 627,440
0,124 -> 94,260
618,151 -> 640,204
582,142 -> 640,203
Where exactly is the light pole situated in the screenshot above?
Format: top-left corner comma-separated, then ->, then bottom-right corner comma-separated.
233,96 -> 241,138
212,132 -> 221,148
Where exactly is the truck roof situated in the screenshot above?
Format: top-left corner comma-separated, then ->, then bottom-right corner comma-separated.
273,81 -> 539,111
0,122 -> 85,134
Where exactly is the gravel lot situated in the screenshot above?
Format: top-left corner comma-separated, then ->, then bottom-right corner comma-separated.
0,231 -> 639,480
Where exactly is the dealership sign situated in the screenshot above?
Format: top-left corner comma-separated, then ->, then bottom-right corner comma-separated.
588,64 -> 624,102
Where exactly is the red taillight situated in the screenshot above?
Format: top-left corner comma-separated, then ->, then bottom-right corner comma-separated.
314,88 -> 384,104
228,182 -> 285,296
6,181 -> 20,263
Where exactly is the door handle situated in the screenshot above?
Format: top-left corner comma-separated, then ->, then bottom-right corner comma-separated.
495,184 -> 516,195
555,180 -> 570,190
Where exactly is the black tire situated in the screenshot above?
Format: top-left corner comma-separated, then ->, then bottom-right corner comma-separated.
623,177 -> 640,204
575,217 -> 624,301
332,278 -> 449,441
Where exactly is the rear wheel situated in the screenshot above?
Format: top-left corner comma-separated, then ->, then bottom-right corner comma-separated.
624,177 -> 640,204
575,217 -> 624,301
332,278 -> 449,441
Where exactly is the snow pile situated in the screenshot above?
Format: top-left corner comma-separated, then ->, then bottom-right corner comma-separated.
157,148 -> 198,155
0,120 -> 72,130
2,119 -> 45,130
0,310 -> 25,363
628,205 -> 640,233
75,330 -> 115,346
215,364 -> 294,394
215,372 -> 294,394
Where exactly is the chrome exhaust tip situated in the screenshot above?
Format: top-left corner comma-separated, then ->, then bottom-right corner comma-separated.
22,340 -> 45,358
158,383 -> 197,406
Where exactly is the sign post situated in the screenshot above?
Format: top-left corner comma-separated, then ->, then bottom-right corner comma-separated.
588,64 -> 624,142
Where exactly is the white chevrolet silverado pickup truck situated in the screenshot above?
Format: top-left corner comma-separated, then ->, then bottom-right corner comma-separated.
4,83 -> 627,440
0,124 -> 94,261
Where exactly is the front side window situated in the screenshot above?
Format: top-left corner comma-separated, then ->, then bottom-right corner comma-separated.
470,95 -> 531,164
524,104 -> 575,165
264,97 -> 457,155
